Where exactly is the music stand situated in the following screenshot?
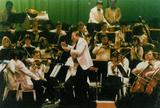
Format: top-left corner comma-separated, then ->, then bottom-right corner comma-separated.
7,13 -> 27,24
0,48 -> 14,60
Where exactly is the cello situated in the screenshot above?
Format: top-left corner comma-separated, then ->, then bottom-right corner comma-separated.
145,67 -> 160,95
130,63 -> 153,94
131,63 -> 160,95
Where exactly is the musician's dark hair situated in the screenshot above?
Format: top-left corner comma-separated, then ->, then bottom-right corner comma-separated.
132,36 -> 141,43
143,50 -> 158,59
96,0 -> 103,5
78,21 -> 85,29
6,1 -> 13,8
132,23 -> 144,35
32,50 -> 41,58
24,35 -> 31,40
12,49 -> 26,60
56,21 -> 62,26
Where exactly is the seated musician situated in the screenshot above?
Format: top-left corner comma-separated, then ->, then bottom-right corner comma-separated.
104,51 -> 130,100
50,21 -> 67,45
94,22 -> 110,44
129,36 -> 144,69
92,35 -> 111,61
108,51 -> 130,77
26,50 -> 60,104
26,50 -> 50,80
37,36 -> 52,59
0,36 -> 12,50
114,25 -> 125,49
99,22 -> 109,34
131,50 -> 160,108
50,21 -> 66,36
2,49 -> 40,108
0,1 -> 16,31
132,23 -> 149,46
23,35 -> 35,58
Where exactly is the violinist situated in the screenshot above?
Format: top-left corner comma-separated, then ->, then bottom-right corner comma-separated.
105,51 -> 130,100
26,50 -> 51,79
130,50 -> 160,108
92,35 -> 111,61
26,50 -> 59,104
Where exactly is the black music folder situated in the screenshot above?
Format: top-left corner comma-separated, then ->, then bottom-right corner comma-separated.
7,13 -> 27,23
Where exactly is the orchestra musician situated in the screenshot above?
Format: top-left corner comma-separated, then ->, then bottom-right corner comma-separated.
88,0 -> 108,24
102,51 -> 130,100
50,21 -> 67,45
26,50 -> 58,104
114,24 -> 125,49
92,35 -> 111,61
0,36 -> 12,50
130,36 -> 144,69
2,49 -> 40,108
61,29 -> 93,106
37,36 -> 53,59
130,50 -> 160,108
0,1 -> 16,31
132,23 -> 149,46
26,50 -> 50,80
94,22 -> 109,44
105,0 -> 121,25
22,35 -> 35,58
88,0 -> 110,35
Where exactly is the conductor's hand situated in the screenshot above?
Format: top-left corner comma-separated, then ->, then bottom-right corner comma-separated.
61,42 -> 70,52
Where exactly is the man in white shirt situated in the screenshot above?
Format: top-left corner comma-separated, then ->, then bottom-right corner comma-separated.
88,0 -> 107,24
130,50 -> 160,108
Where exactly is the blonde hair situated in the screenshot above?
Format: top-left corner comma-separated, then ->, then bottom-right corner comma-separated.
2,36 -> 11,48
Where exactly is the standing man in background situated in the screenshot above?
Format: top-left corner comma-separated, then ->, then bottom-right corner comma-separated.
105,0 -> 121,25
88,0 -> 109,34
88,0 -> 107,24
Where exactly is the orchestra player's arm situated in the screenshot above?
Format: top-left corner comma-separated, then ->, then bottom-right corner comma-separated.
18,60 -> 40,80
